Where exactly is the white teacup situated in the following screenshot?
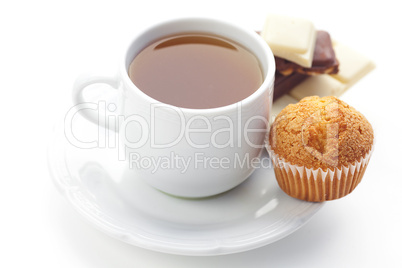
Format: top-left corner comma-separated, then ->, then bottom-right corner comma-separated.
72,17 -> 275,198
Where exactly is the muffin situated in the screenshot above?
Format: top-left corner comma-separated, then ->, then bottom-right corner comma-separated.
267,96 -> 374,202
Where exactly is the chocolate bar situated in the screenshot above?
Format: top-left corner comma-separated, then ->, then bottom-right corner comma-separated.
275,31 -> 339,76
273,72 -> 308,100
258,15 -> 375,107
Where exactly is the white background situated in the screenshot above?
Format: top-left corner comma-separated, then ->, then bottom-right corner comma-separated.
1,0 -> 401,267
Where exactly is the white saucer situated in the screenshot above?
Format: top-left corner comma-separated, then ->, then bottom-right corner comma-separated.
48,113 -> 324,256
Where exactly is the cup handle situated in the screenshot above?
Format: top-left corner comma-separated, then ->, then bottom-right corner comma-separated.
72,73 -> 120,130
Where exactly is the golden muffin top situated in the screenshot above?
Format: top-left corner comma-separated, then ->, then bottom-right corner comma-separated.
269,96 -> 374,170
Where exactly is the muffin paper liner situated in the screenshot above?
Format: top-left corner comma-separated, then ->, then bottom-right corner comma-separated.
266,145 -> 373,202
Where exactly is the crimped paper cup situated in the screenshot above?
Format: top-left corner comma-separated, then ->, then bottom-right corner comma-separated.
267,145 -> 373,202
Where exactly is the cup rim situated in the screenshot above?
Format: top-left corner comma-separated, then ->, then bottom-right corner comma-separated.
120,17 -> 275,115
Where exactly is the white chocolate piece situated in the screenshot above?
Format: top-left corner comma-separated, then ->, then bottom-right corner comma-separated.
331,42 -> 375,87
289,75 -> 346,100
262,14 -> 314,53
261,14 -> 316,67
272,94 -> 298,116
